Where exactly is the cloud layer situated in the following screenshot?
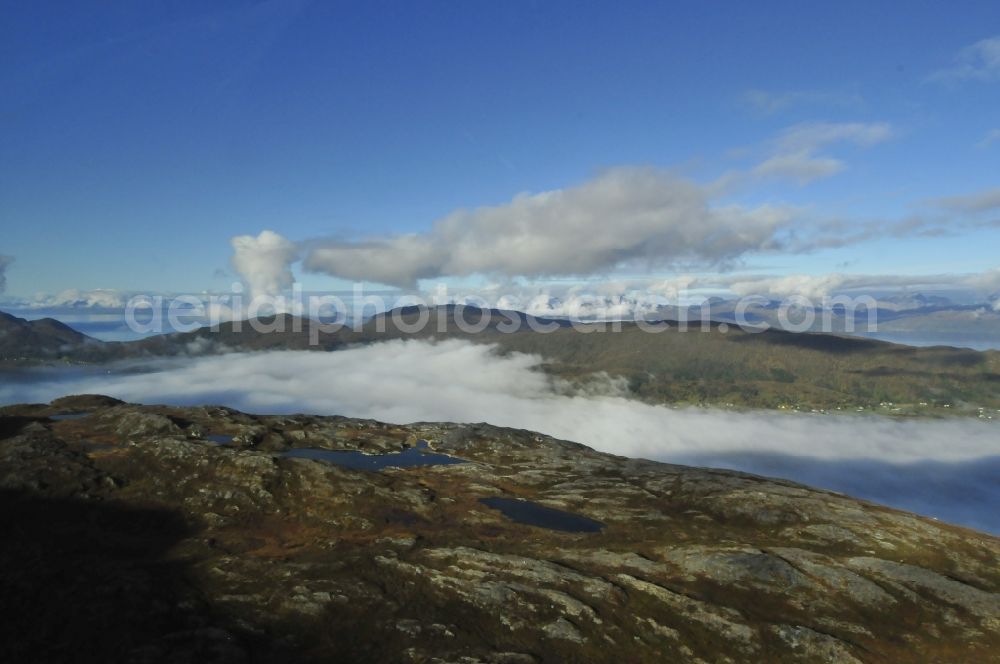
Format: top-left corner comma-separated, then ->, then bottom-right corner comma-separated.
977,128 -> 1000,149
741,89 -> 865,115
302,168 -> 798,287
4,340 -> 999,532
930,35 -> 1000,82
933,187 -> 1000,214
751,122 -> 893,184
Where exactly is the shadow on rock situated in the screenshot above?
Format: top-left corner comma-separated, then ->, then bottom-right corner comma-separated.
0,490 -> 246,663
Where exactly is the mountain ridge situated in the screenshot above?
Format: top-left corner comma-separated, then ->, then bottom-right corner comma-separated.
3,306 -> 999,416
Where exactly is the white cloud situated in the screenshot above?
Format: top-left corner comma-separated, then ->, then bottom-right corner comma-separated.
752,152 -> 845,184
12,267 -> 1000,326
977,128 -> 1000,149
741,89 -> 864,114
5,340 -> 999,531
965,267 -> 1000,298
705,270 -> 1000,301
476,268 -> 1000,309
933,187 -> 1000,213
305,234 -> 442,289
230,230 -> 299,298
408,267 -> 1000,319
728,274 -> 852,300
236,124 -> 904,288
32,288 -> 130,309
751,122 -> 893,185
302,168 -> 799,287
773,122 -> 894,152
492,291 -> 668,321
723,272 -> 950,300
646,275 -> 702,301
0,255 -> 12,293
930,35 -> 1000,82
743,89 -> 806,114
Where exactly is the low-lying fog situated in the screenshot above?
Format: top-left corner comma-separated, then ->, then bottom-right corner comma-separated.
3,338 -> 998,534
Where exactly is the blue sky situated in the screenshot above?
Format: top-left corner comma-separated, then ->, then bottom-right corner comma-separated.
1,0 -> 999,298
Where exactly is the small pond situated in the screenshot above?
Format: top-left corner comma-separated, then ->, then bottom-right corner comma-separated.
48,412 -> 90,421
282,442 -> 464,471
479,497 -> 605,533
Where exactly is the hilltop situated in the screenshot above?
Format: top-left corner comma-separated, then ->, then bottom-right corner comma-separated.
1,396 -> 998,662
0,310 -> 93,361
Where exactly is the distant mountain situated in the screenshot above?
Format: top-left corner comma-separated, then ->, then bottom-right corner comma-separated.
2,305 -> 999,415
0,311 -> 94,361
875,292 -> 954,311
692,297 -> 1000,344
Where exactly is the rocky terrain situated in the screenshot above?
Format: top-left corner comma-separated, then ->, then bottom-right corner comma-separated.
1,396 -> 998,662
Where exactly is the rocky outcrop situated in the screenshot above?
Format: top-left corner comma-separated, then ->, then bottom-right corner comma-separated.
0,396 -> 998,662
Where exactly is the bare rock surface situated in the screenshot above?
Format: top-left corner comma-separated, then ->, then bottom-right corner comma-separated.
0,395 -> 998,663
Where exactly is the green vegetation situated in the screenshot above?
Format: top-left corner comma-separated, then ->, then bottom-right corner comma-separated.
344,309 -> 1000,418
